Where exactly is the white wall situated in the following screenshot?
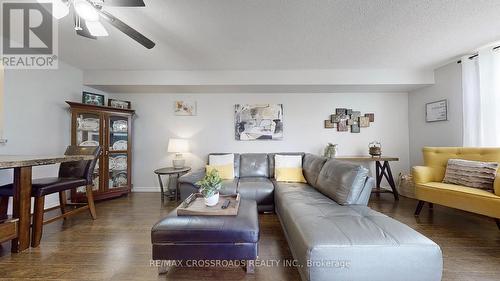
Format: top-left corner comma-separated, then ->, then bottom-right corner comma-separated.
109,92 -> 410,191
408,62 -> 463,166
85,69 -> 434,88
0,62 -> 84,211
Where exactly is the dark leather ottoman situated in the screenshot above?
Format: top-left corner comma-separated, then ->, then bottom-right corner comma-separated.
151,199 -> 259,273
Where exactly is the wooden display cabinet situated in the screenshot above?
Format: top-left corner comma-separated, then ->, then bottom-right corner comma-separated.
67,101 -> 135,202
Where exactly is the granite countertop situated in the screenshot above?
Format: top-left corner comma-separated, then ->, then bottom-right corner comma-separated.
0,155 -> 95,169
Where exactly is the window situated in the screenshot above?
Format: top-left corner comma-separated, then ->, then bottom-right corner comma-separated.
462,46 -> 500,146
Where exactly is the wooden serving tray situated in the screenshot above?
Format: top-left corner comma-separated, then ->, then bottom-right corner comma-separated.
177,193 -> 241,216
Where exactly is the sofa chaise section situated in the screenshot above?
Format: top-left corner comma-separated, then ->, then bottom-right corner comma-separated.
275,183 -> 442,281
275,156 -> 442,281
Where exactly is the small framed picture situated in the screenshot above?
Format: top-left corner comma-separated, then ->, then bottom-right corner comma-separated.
108,99 -> 131,109
175,101 -> 197,116
351,123 -> 360,133
82,92 -> 104,106
350,111 -> 361,119
337,120 -> 348,132
336,108 -> 347,115
324,120 -> 335,128
426,99 -> 447,122
364,113 -> 375,122
330,114 -> 340,123
359,116 -> 370,127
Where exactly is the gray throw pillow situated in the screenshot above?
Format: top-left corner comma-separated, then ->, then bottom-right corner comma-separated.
442,159 -> 498,191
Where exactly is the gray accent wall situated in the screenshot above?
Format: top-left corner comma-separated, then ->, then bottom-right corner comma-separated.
408,62 -> 463,167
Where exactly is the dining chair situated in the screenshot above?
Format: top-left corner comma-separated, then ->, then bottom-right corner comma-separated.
0,146 -> 101,247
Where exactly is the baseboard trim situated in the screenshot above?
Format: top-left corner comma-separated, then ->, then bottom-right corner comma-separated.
132,187 -> 162,192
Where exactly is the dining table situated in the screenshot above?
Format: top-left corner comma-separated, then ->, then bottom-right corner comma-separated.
0,154 -> 94,253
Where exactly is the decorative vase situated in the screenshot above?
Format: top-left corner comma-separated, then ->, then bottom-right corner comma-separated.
331,145 -> 338,157
205,192 -> 219,207
324,143 -> 338,158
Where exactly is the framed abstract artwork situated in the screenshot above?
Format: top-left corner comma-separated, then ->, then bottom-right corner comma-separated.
326,108 -> 375,133
175,101 -> 197,116
235,104 -> 283,140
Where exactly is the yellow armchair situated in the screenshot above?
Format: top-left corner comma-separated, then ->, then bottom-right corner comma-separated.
412,147 -> 500,228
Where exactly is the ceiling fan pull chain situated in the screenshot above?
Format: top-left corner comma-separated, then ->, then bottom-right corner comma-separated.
74,14 -> 83,31
75,15 -> 83,30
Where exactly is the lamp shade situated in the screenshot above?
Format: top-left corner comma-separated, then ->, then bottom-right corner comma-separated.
167,138 -> 189,153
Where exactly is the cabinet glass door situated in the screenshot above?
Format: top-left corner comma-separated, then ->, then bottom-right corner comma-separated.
75,112 -> 101,193
109,115 -> 128,152
108,153 -> 128,189
108,115 -> 129,189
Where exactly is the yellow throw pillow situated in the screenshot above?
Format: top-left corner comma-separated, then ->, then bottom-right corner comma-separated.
206,164 -> 234,180
274,155 -> 307,183
275,167 -> 307,183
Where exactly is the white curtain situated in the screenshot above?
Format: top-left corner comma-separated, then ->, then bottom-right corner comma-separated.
462,47 -> 500,146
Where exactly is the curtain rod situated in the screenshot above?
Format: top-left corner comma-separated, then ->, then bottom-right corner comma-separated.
457,45 -> 500,64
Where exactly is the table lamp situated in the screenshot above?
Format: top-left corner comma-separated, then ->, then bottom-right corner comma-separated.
168,138 -> 189,168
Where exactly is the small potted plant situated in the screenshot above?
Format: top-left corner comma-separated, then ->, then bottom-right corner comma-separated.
323,143 -> 338,158
196,169 -> 223,206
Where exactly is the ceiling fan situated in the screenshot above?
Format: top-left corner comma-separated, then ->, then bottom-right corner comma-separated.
41,0 -> 155,49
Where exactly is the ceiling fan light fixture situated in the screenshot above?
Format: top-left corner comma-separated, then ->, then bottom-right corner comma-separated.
74,0 -> 100,22
37,0 -> 69,19
53,0 -> 70,19
86,20 -> 109,37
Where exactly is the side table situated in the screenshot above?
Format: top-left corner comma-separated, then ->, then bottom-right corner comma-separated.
154,167 -> 191,201
332,156 -> 400,200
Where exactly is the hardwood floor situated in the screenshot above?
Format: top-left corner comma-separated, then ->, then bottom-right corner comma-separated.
0,192 -> 499,280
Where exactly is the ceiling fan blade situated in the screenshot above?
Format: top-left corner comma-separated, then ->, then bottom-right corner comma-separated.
75,15 -> 97,39
104,0 -> 145,7
98,10 -> 155,49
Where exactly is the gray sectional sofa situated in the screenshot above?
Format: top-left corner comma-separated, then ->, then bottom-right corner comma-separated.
178,153 -> 443,281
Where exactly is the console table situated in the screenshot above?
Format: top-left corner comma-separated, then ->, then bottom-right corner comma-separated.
333,156 -> 400,200
0,154 -> 94,252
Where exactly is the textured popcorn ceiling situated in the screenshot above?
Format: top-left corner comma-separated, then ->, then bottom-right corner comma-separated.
58,0 -> 500,71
